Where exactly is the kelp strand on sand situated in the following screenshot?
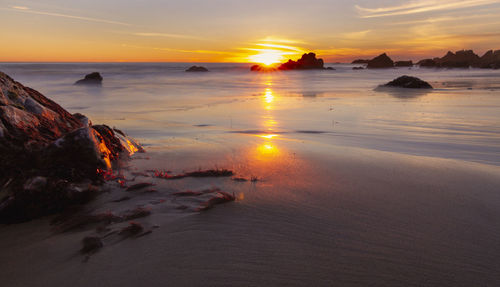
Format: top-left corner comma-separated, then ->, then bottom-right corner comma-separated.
153,168 -> 233,180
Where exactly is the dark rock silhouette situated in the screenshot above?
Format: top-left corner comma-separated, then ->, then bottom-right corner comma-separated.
367,53 -> 394,69
186,66 -> 209,72
250,53 -> 327,71
75,72 -> 102,85
0,71 -> 141,223
352,67 -> 364,70
352,59 -> 370,64
439,50 -> 479,68
326,67 -> 336,70
381,75 -> 433,89
417,50 -> 494,68
278,53 -> 325,70
417,59 -> 438,67
395,61 -> 413,67
477,50 -> 500,69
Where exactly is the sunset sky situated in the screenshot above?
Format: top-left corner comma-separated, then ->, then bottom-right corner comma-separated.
1,0 -> 500,62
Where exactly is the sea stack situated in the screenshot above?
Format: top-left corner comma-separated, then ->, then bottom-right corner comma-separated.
367,53 -> 394,69
75,72 -> 103,85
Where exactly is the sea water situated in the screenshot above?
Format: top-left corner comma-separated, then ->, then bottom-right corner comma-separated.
2,62 -> 500,166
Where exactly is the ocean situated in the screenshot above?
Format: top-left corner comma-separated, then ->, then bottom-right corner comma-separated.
2,62 -> 499,166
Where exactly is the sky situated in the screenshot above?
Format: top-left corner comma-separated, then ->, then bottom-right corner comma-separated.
1,0 -> 500,63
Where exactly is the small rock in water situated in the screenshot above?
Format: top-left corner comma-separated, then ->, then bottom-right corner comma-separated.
119,222 -> 144,237
186,66 -> 209,72
74,72 -> 103,85
382,75 -> 433,89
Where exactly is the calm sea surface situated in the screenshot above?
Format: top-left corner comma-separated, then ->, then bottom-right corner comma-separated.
2,62 -> 500,166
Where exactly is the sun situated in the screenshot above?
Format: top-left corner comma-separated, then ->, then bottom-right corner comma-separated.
249,50 -> 285,66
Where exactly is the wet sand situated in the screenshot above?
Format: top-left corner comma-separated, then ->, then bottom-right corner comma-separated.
1,142 -> 500,287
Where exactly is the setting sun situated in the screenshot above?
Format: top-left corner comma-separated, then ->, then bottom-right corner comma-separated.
248,50 -> 285,66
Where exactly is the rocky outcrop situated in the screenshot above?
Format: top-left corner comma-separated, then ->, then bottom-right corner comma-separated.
0,71 -> 141,223
477,50 -> 500,69
75,72 -> 103,85
352,67 -> 364,70
417,49 -> 500,68
186,66 -> 209,72
250,53 -> 327,71
381,75 -> 433,89
395,61 -> 413,67
278,53 -> 325,70
367,53 -> 394,69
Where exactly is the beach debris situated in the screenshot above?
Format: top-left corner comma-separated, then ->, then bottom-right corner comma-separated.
112,196 -> 131,203
186,66 -> 209,72
80,236 -> 103,254
173,190 -> 204,196
126,182 -> 155,191
122,207 -> 151,220
196,191 -> 235,211
153,168 -> 233,180
119,222 -> 144,237
381,76 -> 433,89
74,72 -> 102,85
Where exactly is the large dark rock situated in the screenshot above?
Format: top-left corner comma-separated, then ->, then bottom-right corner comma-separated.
381,75 -> 433,89
367,53 -> 394,69
439,50 -> 479,68
0,71 -> 141,223
477,50 -> 500,69
278,53 -> 325,70
395,61 -> 413,67
186,66 -> 209,72
75,72 -> 103,85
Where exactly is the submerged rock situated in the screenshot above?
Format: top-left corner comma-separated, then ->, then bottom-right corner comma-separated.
367,53 -> 394,69
186,66 -> 209,72
0,71 -> 142,223
352,66 -> 364,70
381,75 -> 433,89
75,72 -> 103,85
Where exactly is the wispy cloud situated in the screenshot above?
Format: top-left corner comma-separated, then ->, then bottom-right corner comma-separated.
4,5 -> 130,26
132,32 -> 202,40
356,0 -> 500,18
341,30 -> 371,40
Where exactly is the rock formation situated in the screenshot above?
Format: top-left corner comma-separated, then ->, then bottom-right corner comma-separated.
417,49 -> 500,69
250,53 -> 327,71
367,53 -> 394,69
186,66 -> 209,72
477,50 -> 500,69
0,71 -> 141,223
75,72 -> 103,85
381,75 -> 433,89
